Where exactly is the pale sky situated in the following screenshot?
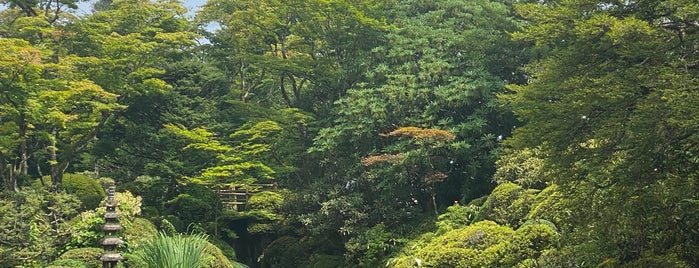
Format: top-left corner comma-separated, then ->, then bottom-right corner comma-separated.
76,0 -> 208,15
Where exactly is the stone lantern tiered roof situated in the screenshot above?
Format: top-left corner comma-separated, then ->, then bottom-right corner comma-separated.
99,185 -> 123,268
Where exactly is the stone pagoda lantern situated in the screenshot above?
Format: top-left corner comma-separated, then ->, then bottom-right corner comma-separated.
99,185 -> 124,268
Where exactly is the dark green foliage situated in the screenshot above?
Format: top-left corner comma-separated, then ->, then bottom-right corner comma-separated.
56,247 -> 103,268
159,218 -> 179,235
46,259 -> 89,268
166,194 -> 215,227
345,223 -> 398,267
620,254 -> 694,268
260,236 -> 306,268
61,173 -> 106,210
161,216 -> 184,233
0,188 -> 81,266
306,254 -> 345,268
503,0 -> 699,262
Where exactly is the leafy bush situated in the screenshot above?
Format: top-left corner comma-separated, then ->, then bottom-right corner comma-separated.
345,223 -> 398,267
113,191 -> 142,224
477,183 -> 537,228
201,241 -> 237,268
436,204 -> 479,234
247,191 -> 283,210
526,184 -> 567,227
208,237 -> 240,264
166,194 -> 214,226
65,210 -> 104,249
124,218 -> 158,249
493,147 -> 547,189
46,259 -> 89,268
245,191 -> 284,234
389,220 -> 560,267
61,173 -> 107,210
56,247 -> 103,268
260,236 -> 306,268
0,188 -> 81,266
66,190 -> 144,250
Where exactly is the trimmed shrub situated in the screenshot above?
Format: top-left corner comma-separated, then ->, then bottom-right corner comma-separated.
46,259 -> 89,268
260,236 -> 305,268
62,173 -> 106,210
478,183 -> 536,228
66,210 -> 104,249
202,241 -> 236,268
166,194 -> 214,226
389,221 -> 560,267
125,217 -> 158,249
57,247 -> 103,268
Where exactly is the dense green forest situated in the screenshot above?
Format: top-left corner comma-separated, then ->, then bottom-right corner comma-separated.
0,0 -> 697,267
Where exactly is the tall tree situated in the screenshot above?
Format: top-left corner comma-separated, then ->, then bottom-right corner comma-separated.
197,0 -> 389,113
302,0 -> 523,262
503,0 -> 699,263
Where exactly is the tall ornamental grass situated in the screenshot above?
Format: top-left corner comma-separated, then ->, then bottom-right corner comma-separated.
131,231 -> 209,268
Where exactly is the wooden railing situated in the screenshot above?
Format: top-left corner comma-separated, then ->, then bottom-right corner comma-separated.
215,183 -> 277,211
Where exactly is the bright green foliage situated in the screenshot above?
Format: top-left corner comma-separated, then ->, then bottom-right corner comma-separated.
0,188 -> 81,266
165,123 -> 275,187
389,220 -> 559,267
46,258 -> 90,268
244,191 -> 284,234
112,191 -> 142,223
477,182 -> 539,228
124,218 -> 159,249
129,232 -> 210,268
493,147 -> 547,189
0,37 -> 121,189
201,241 -> 247,268
61,173 -> 106,210
65,210 -> 104,249
525,184 -> 568,229
66,190 -> 145,250
55,247 -> 103,268
436,204 -> 479,234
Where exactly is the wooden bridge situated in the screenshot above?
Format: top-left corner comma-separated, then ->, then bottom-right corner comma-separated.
215,183 -> 277,211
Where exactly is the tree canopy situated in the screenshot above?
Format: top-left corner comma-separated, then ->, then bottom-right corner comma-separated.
0,0 -> 697,266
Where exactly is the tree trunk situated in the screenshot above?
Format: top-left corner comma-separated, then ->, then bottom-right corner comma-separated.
18,112 -> 28,176
49,129 -> 62,191
49,113 -> 111,191
50,164 -> 64,192
0,152 -> 17,192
